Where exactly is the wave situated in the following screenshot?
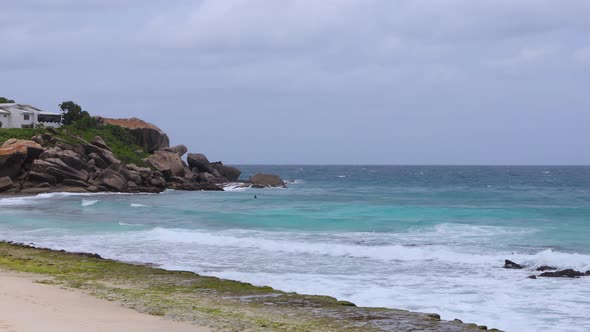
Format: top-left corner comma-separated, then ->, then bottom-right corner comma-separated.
128,227 -> 590,270
118,222 -> 146,227
0,192 -> 153,206
284,179 -> 304,184
130,203 -> 149,207
81,199 -> 99,207
223,183 -> 250,192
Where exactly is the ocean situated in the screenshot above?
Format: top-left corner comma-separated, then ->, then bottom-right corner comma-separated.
1,165 -> 589,332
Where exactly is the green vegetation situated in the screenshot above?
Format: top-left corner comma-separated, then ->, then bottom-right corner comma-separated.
0,99 -> 148,166
0,128 -> 47,143
0,96 -> 15,103
0,242 -> 486,332
64,124 -> 148,166
60,101 -> 89,126
0,124 -> 147,167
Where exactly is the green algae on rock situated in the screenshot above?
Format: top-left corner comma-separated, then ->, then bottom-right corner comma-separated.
0,242 -> 497,332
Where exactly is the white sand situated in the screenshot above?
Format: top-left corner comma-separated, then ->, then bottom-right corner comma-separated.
0,270 -> 209,332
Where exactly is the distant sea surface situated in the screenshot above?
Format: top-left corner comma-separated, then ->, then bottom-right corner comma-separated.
1,166 -> 590,332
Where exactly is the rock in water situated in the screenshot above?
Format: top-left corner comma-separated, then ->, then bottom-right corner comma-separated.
536,266 -> 557,272
187,153 -> 212,173
211,162 -> 241,182
539,269 -> 587,278
249,173 -> 286,188
504,260 -> 525,269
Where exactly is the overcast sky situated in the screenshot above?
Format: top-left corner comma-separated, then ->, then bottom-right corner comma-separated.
2,1 -> 589,164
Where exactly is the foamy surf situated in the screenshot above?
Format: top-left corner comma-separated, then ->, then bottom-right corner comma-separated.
81,200 -> 99,207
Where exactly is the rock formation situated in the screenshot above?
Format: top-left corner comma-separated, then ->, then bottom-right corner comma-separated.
249,173 -> 286,188
96,117 -> 170,153
0,118 -> 286,194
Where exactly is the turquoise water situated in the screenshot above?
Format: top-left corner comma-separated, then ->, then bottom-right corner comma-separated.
1,166 -> 590,331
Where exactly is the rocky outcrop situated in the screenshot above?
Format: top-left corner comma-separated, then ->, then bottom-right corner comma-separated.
0,118 -> 285,195
145,150 -> 185,178
187,153 -> 212,173
0,140 -> 44,179
503,260 -> 525,269
211,162 -> 241,182
539,269 -> 588,278
96,117 -> 170,153
249,173 -> 286,188
164,144 -> 188,157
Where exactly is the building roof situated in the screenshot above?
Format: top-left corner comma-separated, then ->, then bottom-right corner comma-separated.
0,109 -> 9,114
0,103 -> 60,115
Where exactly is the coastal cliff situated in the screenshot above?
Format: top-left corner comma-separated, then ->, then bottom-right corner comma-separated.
0,117 -> 284,195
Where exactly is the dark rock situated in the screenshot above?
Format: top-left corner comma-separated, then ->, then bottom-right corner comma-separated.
199,182 -> 224,191
32,159 -> 89,183
527,275 -> 537,279
503,260 -> 525,269
187,153 -> 212,173
0,176 -> 13,192
539,269 -> 586,278
249,173 -> 286,188
88,152 -> 109,169
163,144 -> 188,157
91,136 -> 111,151
62,179 -> 91,188
536,266 -> 557,272
40,149 -> 88,171
93,169 -> 128,192
84,144 -> 120,166
211,163 -> 241,182
126,163 -> 151,178
149,176 -> 166,188
28,171 -> 57,185
20,187 -> 52,195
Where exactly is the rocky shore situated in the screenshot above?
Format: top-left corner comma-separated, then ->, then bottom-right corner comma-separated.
0,241 -> 498,332
0,117 -> 284,195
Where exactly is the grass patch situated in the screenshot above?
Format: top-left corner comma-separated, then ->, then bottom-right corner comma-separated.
0,124 -> 148,167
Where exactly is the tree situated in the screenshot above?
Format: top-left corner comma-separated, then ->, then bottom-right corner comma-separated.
0,97 -> 15,103
60,101 -> 89,126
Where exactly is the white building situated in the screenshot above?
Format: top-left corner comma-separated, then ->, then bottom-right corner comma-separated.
0,103 -> 62,129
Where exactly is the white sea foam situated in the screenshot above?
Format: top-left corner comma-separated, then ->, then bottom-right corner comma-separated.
130,203 -> 149,207
337,175 -> 347,178
81,199 -> 99,207
118,222 -> 145,227
223,183 -> 250,192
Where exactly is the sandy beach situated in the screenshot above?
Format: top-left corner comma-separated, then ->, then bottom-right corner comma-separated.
0,270 -> 209,332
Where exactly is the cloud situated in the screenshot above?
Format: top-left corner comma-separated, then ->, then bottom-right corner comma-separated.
2,0 -> 590,163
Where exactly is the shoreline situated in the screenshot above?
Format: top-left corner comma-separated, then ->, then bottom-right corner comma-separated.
0,241 -> 497,331
0,269 -> 208,332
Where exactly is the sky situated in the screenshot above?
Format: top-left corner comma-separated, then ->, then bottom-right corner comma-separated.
1,0 -> 590,165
